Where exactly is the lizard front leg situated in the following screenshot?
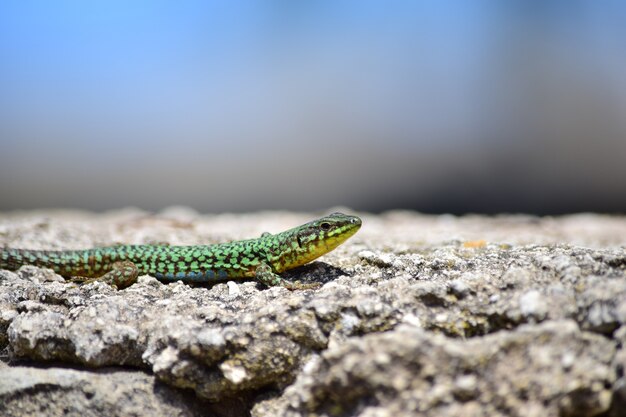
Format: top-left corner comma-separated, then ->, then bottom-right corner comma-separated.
254,262 -> 320,290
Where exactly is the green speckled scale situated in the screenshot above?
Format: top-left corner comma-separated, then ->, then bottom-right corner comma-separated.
0,213 -> 361,290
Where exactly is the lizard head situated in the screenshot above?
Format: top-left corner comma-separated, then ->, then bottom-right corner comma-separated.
276,212 -> 362,270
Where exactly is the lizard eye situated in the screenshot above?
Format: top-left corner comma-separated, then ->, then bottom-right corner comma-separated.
320,222 -> 331,231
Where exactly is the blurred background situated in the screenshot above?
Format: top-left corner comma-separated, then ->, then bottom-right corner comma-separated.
1,1 -> 625,214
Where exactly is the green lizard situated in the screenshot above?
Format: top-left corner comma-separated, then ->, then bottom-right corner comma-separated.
0,212 -> 361,290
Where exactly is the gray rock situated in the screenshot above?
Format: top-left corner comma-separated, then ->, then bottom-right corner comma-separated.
255,320 -> 615,417
0,210 -> 625,416
519,289 -> 547,320
0,366 -> 212,417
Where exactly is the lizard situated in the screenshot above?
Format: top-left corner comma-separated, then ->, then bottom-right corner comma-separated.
0,212 -> 362,290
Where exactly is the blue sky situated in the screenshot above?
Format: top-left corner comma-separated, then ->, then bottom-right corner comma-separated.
1,1 -> 625,212
0,1 -> 491,148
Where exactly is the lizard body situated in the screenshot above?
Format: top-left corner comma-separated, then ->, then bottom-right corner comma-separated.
0,212 -> 361,289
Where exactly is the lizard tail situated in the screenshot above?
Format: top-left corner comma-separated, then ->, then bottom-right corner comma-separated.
2,248 -> 49,271
0,247 -> 118,278
0,248 -> 80,275
1,247 -> 24,270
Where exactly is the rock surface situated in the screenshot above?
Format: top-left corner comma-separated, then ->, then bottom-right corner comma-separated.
0,209 -> 625,417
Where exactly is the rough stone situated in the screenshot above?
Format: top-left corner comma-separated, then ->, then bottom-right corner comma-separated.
0,210 -> 624,416
0,366 -> 215,417
254,320 -> 615,417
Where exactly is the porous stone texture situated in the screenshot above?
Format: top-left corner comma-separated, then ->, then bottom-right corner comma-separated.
0,366 -> 214,417
0,209 -> 625,417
